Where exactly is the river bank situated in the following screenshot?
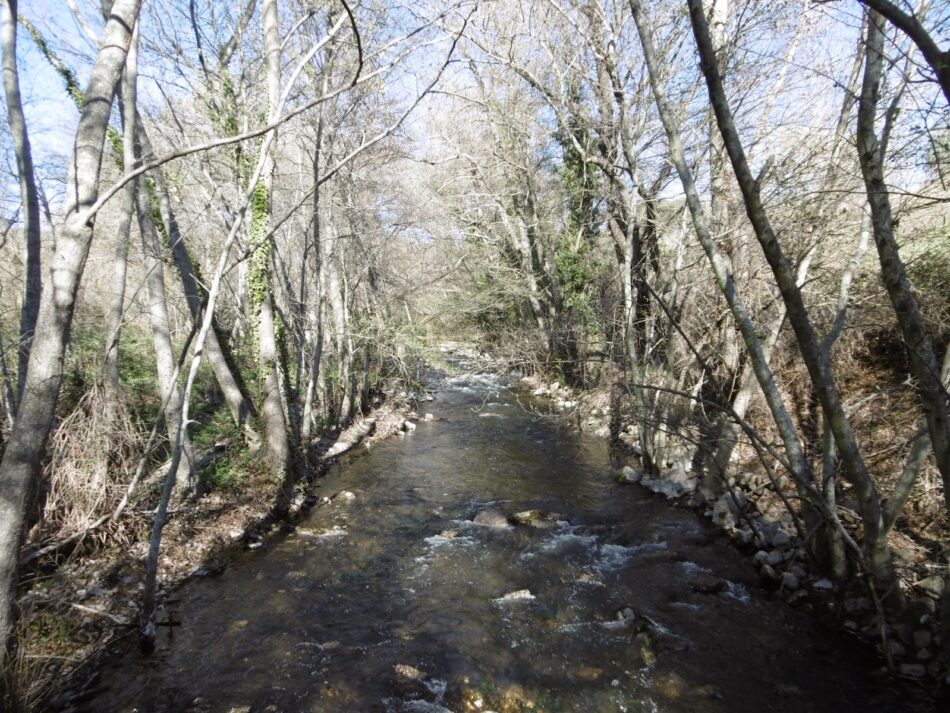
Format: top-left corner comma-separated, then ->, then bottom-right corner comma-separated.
16,392 -> 420,711
518,371 -> 948,690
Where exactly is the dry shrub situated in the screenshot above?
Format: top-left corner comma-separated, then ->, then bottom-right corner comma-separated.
38,381 -> 145,550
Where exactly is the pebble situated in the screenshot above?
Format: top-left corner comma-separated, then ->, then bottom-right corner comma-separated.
899,663 -> 926,679
771,530 -> 792,549
473,509 -> 509,527
781,572 -> 800,591
913,629 -> 932,649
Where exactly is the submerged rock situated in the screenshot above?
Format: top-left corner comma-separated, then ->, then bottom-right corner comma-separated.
614,466 -> 642,484
653,671 -> 688,699
473,509 -> 509,527
498,683 -> 535,713
510,510 -> 544,526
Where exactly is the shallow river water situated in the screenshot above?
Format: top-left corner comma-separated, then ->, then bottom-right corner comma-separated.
83,372 -> 932,712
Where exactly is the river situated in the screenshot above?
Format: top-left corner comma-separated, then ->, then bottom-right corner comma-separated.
81,370 -> 931,712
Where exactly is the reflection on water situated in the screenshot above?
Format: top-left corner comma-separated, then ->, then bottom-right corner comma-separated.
82,371 -> 929,713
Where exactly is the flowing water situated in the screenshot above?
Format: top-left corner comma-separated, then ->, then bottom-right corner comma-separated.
82,371 -> 931,712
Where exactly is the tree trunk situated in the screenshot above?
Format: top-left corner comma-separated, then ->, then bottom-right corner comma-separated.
134,178 -> 197,495
103,24 -> 138,405
685,0 -> 898,601
134,123 -> 261,451
1,0 -> 41,410
857,10 -> 950,512
0,0 -> 140,679
258,0 -> 293,508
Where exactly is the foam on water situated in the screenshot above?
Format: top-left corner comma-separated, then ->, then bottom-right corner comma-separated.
680,560 -> 711,576
492,589 -> 536,605
723,581 -> 751,604
594,543 -> 642,571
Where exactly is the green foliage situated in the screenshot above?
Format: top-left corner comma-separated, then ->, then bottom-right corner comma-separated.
247,180 -> 271,317
61,322 -> 157,419
553,108 -> 601,333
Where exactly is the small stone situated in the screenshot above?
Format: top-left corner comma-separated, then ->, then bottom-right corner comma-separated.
760,564 -> 778,582
774,683 -> 802,696
424,413 -> 435,422
337,491 -> 356,503
754,550 -> 769,566
510,510 -> 544,525
616,606 -> 637,621
394,663 -> 425,681
888,640 -> 906,658
473,509 -> 509,527
844,597 -> 870,614
917,647 -> 933,662
781,572 -> 800,591
913,630 -> 933,649
653,671 -> 687,699
615,466 -> 642,484
574,665 -> 603,681
899,663 -> 926,679
812,578 -> 834,591
766,550 -> 784,567
771,530 -> 792,549
402,420 -> 416,432
916,575 -> 945,598
688,684 -> 723,699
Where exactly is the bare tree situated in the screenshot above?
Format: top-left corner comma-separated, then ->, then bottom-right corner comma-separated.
0,0 -> 142,676
0,0 -> 41,409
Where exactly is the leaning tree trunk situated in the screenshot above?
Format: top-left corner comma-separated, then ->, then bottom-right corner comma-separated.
857,10 -> 950,512
684,0 -> 898,602
630,0 -> 832,563
134,122 -> 261,451
0,0 -> 141,680
134,179 -> 197,495
1,0 -> 41,410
